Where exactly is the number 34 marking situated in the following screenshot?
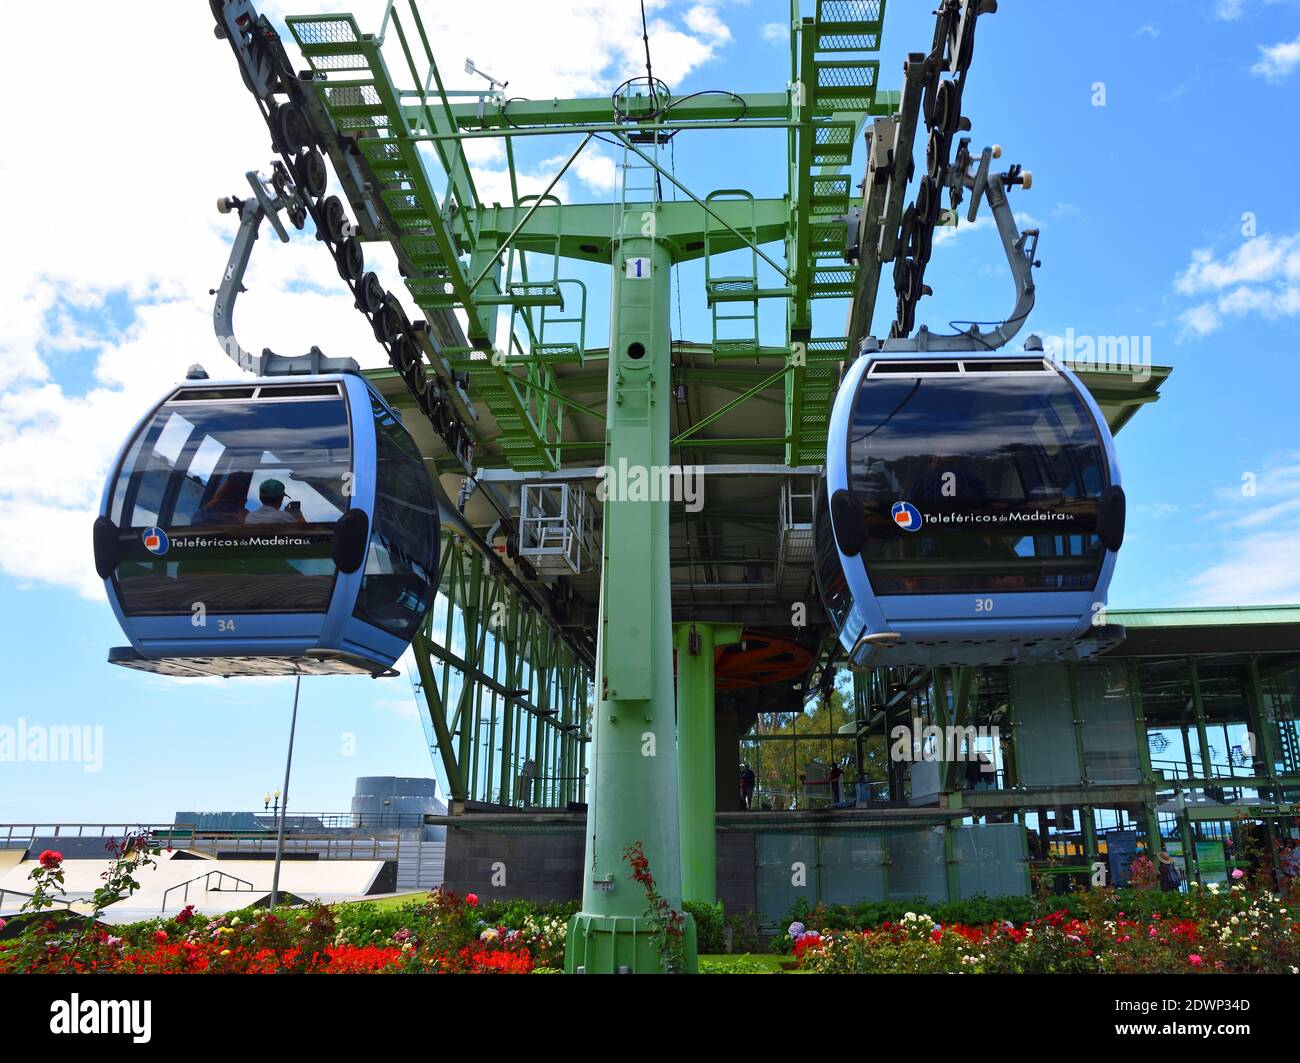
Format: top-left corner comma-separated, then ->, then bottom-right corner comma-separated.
974,598 -> 994,613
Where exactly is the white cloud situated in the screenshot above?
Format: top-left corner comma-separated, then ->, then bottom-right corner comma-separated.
1183,456 -> 1300,605
685,5 -> 732,42
1215,0 -> 1246,19
0,1 -> 731,602
1185,530 -> 1300,605
1174,230 -> 1300,337
572,148 -> 619,194
761,22 -> 787,43
1178,303 -> 1221,337
371,697 -> 421,720
1251,33 -> 1300,81
1134,24 -> 1160,38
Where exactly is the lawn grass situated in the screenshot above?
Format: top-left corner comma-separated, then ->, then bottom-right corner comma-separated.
332,892 -> 428,912
698,953 -> 795,974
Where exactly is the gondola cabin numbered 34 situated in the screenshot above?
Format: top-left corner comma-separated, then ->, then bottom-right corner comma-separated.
815,354 -> 1127,669
92,374 -> 439,677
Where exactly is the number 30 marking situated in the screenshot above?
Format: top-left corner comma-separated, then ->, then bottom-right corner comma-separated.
975,598 -> 993,613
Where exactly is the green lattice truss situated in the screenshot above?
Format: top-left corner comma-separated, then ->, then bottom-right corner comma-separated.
283,0 -> 897,471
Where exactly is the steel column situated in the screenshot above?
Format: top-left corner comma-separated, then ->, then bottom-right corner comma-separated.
567,229 -> 696,973
674,622 -> 743,904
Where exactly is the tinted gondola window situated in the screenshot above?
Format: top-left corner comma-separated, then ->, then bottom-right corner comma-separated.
813,481 -> 852,630
110,394 -> 350,614
353,397 -> 438,642
848,370 -> 1107,594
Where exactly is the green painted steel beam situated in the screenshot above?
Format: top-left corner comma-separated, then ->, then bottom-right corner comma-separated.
674,623 -> 743,904
431,92 -> 796,128
404,91 -> 901,136
457,199 -> 790,264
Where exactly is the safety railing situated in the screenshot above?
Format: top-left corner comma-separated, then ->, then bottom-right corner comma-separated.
0,823 -> 193,851
0,887 -> 76,916
160,870 -> 256,913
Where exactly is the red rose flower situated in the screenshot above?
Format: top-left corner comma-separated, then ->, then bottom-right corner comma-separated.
38,850 -> 62,869
466,893 -> 479,907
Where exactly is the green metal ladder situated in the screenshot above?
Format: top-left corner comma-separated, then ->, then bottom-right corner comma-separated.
286,5 -> 562,471
703,189 -> 786,361
785,0 -> 888,462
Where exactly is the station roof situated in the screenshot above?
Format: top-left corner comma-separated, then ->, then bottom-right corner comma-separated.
1105,606 -> 1300,657
371,353 -> 1171,474
370,353 -> 1174,636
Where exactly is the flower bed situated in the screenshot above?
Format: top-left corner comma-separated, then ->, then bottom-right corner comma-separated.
787,881 -> 1300,974
0,882 -> 565,975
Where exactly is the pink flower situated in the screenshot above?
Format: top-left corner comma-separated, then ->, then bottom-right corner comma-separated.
0,917 -> 7,931
1231,868 -> 1245,880
1188,954 -> 1203,967
393,928 -> 411,943
466,893 -> 479,907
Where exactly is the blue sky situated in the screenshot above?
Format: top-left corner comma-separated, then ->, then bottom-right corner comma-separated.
1,0 -> 1298,822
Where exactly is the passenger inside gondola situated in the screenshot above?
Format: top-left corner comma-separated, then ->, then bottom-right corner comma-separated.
246,478 -> 306,524
195,473 -> 253,526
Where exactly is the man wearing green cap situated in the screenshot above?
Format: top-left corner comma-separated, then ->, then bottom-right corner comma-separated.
245,477 -> 303,524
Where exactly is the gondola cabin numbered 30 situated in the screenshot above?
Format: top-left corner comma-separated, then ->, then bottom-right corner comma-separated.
93,374 -> 439,677
815,354 -> 1127,669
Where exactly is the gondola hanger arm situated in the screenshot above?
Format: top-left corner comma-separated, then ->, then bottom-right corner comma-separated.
861,142 -> 1038,357
211,165 -> 359,377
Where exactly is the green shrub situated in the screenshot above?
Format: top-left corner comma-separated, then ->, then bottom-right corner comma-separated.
683,900 -> 725,953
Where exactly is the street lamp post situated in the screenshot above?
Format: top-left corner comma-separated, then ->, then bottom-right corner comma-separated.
270,675 -> 302,912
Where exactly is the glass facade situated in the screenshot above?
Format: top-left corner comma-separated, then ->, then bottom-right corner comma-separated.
1261,663 -> 1300,776
1140,658 -> 1202,782
1076,662 -> 1140,784
1011,665 -> 1079,787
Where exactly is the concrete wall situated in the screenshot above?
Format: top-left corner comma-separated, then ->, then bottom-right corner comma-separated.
442,829 -> 586,903
716,831 -> 756,914
442,826 -> 759,914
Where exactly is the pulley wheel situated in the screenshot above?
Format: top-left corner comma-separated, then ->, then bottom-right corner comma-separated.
336,236 -> 364,283
934,79 -> 959,137
916,176 -> 937,224
927,127 -> 948,183
319,195 -> 349,244
358,271 -> 386,315
405,359 -> 427,396
898,204 -> 917,258
915,219 -> 934,267
274,101 -> 313,152
893,254 -> 915,299
296,148 -> 327,199
373,304 -> 400,346
392,333 -> 418,374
